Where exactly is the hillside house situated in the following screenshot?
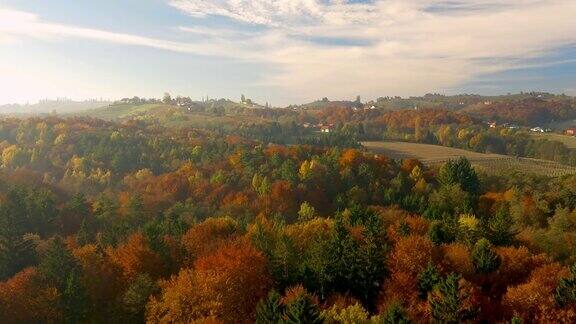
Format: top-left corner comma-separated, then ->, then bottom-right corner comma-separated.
530,127 -> 544,133
320,124 -> 334,133
566,128 -> 576,136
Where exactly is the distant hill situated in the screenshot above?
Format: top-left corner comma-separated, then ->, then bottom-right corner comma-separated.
75,103 -> 172,120
8,93 -> 576,128
295,93 -> 576,127
0,100 -> 111,115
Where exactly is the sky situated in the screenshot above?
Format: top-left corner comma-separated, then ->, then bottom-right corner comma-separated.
0,0 -> 576,106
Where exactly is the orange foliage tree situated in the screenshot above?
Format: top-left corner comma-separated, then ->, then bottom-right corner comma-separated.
107,233 -> 165,282
147,240 -> 271,323
0,267 -> 62,323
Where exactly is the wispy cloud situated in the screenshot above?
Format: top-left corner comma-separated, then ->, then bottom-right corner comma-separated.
0,8 -> 239,58
1,1 -> 576,103
169,0 -> 576,100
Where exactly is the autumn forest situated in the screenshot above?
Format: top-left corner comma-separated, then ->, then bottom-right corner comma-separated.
1,93 -> 576,323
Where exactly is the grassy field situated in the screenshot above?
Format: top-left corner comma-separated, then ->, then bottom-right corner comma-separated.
75,103 -> 267,128
74,103 -> 170,120
530,133 -> 576,149
362,141 -> 576,177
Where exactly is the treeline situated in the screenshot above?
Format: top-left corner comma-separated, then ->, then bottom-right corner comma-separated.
378,118 -> 576,165
465,96 -> 576,126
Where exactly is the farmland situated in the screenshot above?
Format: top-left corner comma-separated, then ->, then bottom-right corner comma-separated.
531,132 -> 576,149
362,141 -> 576,177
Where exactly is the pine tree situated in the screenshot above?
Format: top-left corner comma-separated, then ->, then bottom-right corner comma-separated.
326,214 -> 361,296
126,194 -> 145,227
255,290 -> 284,324
123,274 -> 159,321
0,235 -> 37,280
511,317 -> 523,324
76,218 -> 93,246
62,271 -> 88,323
428,220 -> 455,245
39,237 -> 79,290
471,238 -> 501,274
417,261 -> 441,299
429,274 -> 476,323
555,262 -> 576,307
283,294 -> 323,324
489,205 -> 516,246
358,210 -> 387,306
438,158 -> 479,196
382,302 -> 411,324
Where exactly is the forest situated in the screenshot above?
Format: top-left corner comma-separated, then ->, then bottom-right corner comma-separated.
0,107 -> 575,324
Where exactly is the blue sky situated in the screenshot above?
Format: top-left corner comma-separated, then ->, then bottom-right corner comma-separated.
1,0 -> 575,106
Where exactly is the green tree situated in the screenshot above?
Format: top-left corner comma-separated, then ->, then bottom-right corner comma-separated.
162,92 -> 172,104
39,237 -> 79,290
280,160 -> 298,183
429,274 -> 476,323
428,220 -> 455,245
283,293 -> 323,324
161,202 -> 192,236
325,215 -> 362,297
123,274 -> 159,321
25,189 -> 58,237
555,263 -> 576,307
62,271 -> 88,323
471,238 -> 501,274
0,235 -> 37,280
126,194 -> 146,228
382,302 -> 411,324
255,290 -> 284,324
297,202 -> 316,222
76,218 -> 93,246
438,158 -> 479,196
259,176 -> 271,196
489,205 -> 516,246
417,261 -> 441,299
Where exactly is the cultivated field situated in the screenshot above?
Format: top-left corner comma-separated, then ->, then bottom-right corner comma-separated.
531,133 -> 576,149
362,141 -> 576,177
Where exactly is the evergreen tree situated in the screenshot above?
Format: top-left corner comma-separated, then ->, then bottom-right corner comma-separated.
39,237 -> 79,290
161,202 -> 193,236
255,290 -> 284,324
123,274 -> 159,321
76,218 -> 93,246
438,158 -> 479,196
325,214 -> 362,296
382,302 -> 411,324
471,238 -> 501,274
62,271 -> 88,323
126,194 -> 145,228
555,263 -> 576,307
283,294 -> 323,324
358,210 -> 387,306
0,235 -> 37,280
429,274 -> 476,323
0,188 -> 27,238
428,220 -> 455,245
417,261 -> 441,299
511,317 -> 523,324
489,205 -> 516,246
25,189 -> 58,237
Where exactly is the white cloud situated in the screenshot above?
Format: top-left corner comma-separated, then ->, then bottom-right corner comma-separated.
1,1 -> 576,104
0,8 -> 239,57
170,0 -> 576,101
